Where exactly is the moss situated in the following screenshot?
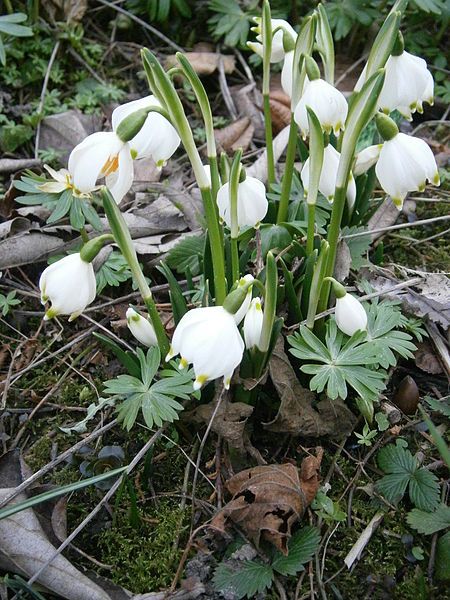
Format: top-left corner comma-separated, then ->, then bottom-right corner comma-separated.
95,499 -> 189,593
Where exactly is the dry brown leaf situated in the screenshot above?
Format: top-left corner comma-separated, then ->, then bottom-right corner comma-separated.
269,89 -> 291,133
229,84 -> 265,138
264,338 -> 356,437
415,340 -> 444,374
40,110 -> 102,163
165,52 -> 235,76
211,450 -> 322,554
214,117 -> 254,153
185,400 -> 253,453
367,197 -> 400,241
43,0 -> 87,22
333,240 -> 352,282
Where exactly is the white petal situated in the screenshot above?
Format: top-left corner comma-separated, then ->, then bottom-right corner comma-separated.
294,79 -> 347,137
353,145 -> 381,176
335,294 -> 367,336
106,145 -> 134,204
126,307 -> 158,347
281,51 -> 294,97
243,297 -> 263,349
69,132 -> 123,193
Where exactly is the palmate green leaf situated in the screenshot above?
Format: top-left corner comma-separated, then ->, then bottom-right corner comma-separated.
376,444 -> 440,509
166,233 -> 204,275
289,322 -> 385,404
407,504 -> 450,535
0,13 -> 33,37
47,189 -> 73,223
272,527 -> 321,576
213,561 -> 273,599
424,396 -> 450,419
95,251 -> 132,294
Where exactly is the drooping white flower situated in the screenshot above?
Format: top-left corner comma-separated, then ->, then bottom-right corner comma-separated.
376,132 -> 440,209
243,297 -> 263,349
233,275 -> 255,325
39,253 -> 96,321
301,144 -> 356,208
126,307 -> 157,347
216,176 -> 268,231
38,165 -> 84,196
281,53 -> 309,99
353,144 -> 382,176
294,79 -> 348,138
335,293 -> 367,337
355,52 -> 433,120
248,18 -> 297,63
68,131 -> 134,204
166,306 -> 244,390
111,95 -> 180,167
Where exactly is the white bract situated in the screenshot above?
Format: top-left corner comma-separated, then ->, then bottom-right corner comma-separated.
166,306 -> 244,390
376,132 -> 440,209
353,144 -> 382,176
68,131 -> 134,204
216,176 -> 268,231
243,297 -> 264,349
294,79 -> 348,137
111,95 -> 180,167
335,293 -> 368,337
126,307 -> 157,347
301,144 -> 356,208
248,18 -> 297,63
39,253 -> 96,321
38,165 -> 83,196
356,52 -> 434,120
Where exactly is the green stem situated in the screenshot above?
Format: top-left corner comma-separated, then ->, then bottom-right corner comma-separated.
263,94 -> 276,187
79,227 -> 89,244
200,187 -> 227,304
276,116 -> 298,223
208,154 -> 221,205
306,203 -> 316,255
101,187 -> 169,357
4,0 -> 13,13
230,238 -> 239,285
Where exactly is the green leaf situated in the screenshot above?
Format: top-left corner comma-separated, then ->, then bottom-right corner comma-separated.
81,200 -> 102,231
166,234 -> 204,275
93,332 -> 140,377
272,527 -> 320,576
0,466 -> 126,520
436,531 -> 450,581
376,472 -> 411,504
408,467 -> 440,511
213,560 -> 273,599
0,13 -> 33,37
407,504 -> 450,535
95,250 -> 132,294
424,396 -> 450,419
158,262 -> 188,325
47,189 -> 73,224
377,444 -> 416,474
69,198 -> 85,230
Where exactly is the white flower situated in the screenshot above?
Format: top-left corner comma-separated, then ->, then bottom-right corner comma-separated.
243,297 -> 263,349
166,306 -> 244,390
68,131 -> 134,204
111,95 -> 180,167
232,274 -> 255,325
38,165 -> 82,196
216,176 -> 268,231
353,144 -> 382,176
248,18 -> 297,63
355,52 -> 434,120
301,144 -> 356,208
335,293 -> 367,337
39,253 -> 96,321
126,307 -> 157,347
376,132 -> 440,209
281,54 -> 309,99
294,79 -> 348,137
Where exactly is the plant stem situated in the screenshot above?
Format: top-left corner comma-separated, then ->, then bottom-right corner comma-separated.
276,116 -> 298,223
200,187 -> 227,304
208,154 -> 221,203
4,0 -> 13,13
79,227 -> 89,244
230,238 -> 239,285
306,203 -> 316,255
101,188 -> 169,356
263,93 -> 276,187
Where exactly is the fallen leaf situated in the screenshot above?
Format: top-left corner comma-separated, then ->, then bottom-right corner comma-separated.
333,240 -> 352,282
0,217 -> 32,241
185,400 -> 253,453
211,450 -> 322,554
415,340 -> 443,375
264,339 -> 356,437
229,83 -> 265,138
131,158 -> 161,192
40,110 -> 102,163
214,117 -> 254,153
0,232 -> 65,270
165,52 -> 235,76
43,0 -> 87,22
0,158 -> 41,174
269,90 -> 291,133
367,197 -> 400,241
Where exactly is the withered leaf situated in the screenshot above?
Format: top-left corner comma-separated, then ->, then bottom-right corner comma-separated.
264,339 -> 356,437
269,89 -> 291,133
415,340 -> 443,375
165,52 -> 235,76
211,451 -> 322,555
367,197 -> 399,241
214,117 -> 254,153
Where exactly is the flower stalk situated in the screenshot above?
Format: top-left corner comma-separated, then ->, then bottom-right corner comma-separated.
228,150 -> 242,284
262,0 -> 275,187
101,186 -> 169,356
305,107 -> 324,255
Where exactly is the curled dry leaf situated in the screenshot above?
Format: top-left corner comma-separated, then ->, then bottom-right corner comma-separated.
269,89 -> 291,133
367,197 -> 400,241
214,117 -> 254,153
185,399 -> 253,453
415,340 -> 443,375
230,83 -> 265,139
264,338 -> 356,437
211,450 -> 323,554
165,52 -> 235,76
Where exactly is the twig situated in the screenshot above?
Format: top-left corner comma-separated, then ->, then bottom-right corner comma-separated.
95,0 -> 184,52
34,41 -> 61,159
25,429 -> 164,588
342,214 -> 450,240
0,158 -> 42,173
344,511 -> 384,569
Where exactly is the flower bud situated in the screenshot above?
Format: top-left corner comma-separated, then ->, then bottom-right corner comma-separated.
294,78 -> 348,137
223,274 -> 254,324
243,298 -> 263,349
216,176 -> 267,232
126,307 -> 158,347
39,253 -> 96,321
334,292 -> 368,337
